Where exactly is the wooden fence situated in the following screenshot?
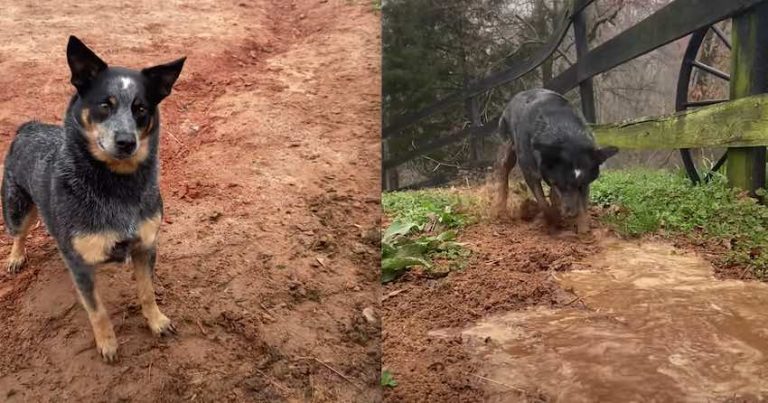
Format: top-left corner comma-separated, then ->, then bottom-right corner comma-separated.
382,0 -> 768,192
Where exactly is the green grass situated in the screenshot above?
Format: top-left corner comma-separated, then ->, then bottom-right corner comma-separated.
592,169 -> 768,276
382,189 -> 475,228
381,189 -> 474,283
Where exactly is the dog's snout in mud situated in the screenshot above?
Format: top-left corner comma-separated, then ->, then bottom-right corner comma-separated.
429,238 -> 768,402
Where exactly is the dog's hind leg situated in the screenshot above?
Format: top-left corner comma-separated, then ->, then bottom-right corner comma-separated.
2,179 -> 38,273
494,141 -> 517,219
132,247 -> 175,336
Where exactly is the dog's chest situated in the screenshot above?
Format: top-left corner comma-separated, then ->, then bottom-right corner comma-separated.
72,213 -> 162,265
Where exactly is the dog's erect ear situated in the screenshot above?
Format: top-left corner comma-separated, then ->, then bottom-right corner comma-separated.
594,146 -> 619,165
142,57 -> 186,104
67,36 -> 108,93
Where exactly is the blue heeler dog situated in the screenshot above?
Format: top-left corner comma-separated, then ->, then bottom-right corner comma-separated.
495,89 -> 618,233
1,36 -> 185,362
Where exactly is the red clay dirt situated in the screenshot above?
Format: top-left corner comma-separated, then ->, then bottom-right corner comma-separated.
0,1 -> 381,401
382,210 -> 599,402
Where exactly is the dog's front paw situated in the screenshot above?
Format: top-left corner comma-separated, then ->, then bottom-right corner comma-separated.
575,211 -> 590,234
519,199 -> 540,221
96,334 -> 118,363
493,203 -> 512,221
6,255 -> 26,274
148,313 -> 177,337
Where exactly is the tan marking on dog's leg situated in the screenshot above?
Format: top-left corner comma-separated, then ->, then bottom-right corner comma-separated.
75,288 -> 118,362
7,206 -> 38,273
132,251 -> 174,336
494,142 -> 516,220
72,232 -> 120,265
138,213 -> 162,250
575,208 -> 589,234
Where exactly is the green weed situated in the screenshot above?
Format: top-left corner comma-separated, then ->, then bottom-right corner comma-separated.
381,370 -> 397,387
381,190 -> 473,283
592,169 -> 768,277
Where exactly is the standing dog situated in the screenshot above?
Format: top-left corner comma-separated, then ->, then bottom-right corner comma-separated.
1,36 -> 185,362
495,89 -> 618,233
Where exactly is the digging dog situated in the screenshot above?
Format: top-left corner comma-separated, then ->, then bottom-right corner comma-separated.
1,36 -> 185,362
495,89 -> 618,233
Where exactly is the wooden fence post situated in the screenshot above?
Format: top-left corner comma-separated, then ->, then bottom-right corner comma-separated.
382,139 -> 399,191
573,7 -> 597,123
727,3 -> 768,194
468,96 -> 482,163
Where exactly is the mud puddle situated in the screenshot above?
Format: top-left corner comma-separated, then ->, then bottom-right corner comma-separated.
430,238 -> 768,402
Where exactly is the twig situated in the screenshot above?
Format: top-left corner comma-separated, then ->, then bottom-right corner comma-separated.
422,155 -> 462,170
564,295 -> 583,306
297,356 -> 362,391
74,343 -> 95,355
167,129 -> 187,148
484,253 -> 513,265
148,361 -> 153,383
196,319 -> 207,335
255,368 -> 291,394
468,373 -> 530,394
382,288 -> 406,301
740,264 -> 754,279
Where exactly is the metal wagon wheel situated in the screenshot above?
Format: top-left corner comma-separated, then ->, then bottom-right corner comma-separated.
675,22 -> 732,184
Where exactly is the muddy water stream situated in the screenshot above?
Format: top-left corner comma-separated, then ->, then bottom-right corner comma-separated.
431,238 -> 768,402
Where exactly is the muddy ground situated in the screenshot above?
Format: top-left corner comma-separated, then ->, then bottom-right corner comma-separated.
382,193 -> 768,402
0,1 -> 380,401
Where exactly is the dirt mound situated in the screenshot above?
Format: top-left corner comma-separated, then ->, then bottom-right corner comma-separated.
382,210 -> 600,401
0,0 -> 380,401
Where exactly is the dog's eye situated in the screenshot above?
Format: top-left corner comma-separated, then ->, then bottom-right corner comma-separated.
134,105 -> 147,116
98,102 -> 111,112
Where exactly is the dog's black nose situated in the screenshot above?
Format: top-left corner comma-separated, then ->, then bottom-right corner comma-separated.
114,132 -> 137,154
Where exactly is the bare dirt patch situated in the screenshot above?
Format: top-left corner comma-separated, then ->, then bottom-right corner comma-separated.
382,209 -> 600,401
0,1 -> 380,401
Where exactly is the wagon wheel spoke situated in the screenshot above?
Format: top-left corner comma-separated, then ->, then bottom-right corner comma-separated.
692,60 -> 730,81
677,23 -> 733,185
703,153 -> 729,182
711,25 -> 732,50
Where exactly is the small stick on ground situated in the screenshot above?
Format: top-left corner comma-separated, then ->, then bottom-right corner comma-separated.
255,368 -> 291,395
740,264 -> 754,279
382,288 -> 406,301
297,356 -> 362,391
166,129 -> 186,148
148,361 -> 153,383
196,319 -> 207,335
468,373 -> 533,395
564,295 -> 583,306
74,343 -> 95,356
258,302 -> 276,321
